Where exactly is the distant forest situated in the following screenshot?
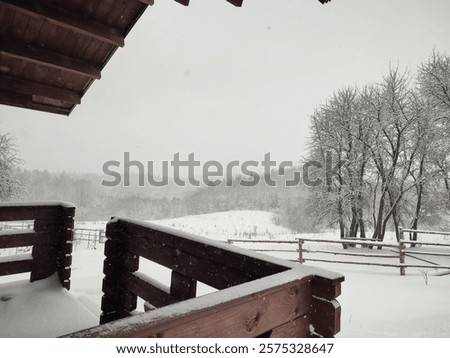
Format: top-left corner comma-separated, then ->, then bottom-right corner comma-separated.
15,168 -> 314,231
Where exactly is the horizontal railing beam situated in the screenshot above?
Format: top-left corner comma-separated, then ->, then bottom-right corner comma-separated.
68,272 -> 314,338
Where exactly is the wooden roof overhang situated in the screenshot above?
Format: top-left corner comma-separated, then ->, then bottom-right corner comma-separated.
0,0 -> 331,116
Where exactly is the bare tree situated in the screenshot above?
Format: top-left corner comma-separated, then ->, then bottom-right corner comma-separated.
417,51 -> 450,209
0,133 -> 24,201
307,87 -> 373,241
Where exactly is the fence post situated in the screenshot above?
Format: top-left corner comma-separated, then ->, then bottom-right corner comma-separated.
298,239 -> 304,264
399,227 -> 405,276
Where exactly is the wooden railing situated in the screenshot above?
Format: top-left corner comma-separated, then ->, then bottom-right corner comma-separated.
0,201 -> 75,289
68,218 -> 344,338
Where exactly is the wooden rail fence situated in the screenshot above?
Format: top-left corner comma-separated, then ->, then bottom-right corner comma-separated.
0,202 -> 75,289
67,218 -> 344,338
73,228 -> 105,249
229,227 -> 450,276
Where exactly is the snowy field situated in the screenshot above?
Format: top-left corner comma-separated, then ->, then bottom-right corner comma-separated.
1,210 -> 450,337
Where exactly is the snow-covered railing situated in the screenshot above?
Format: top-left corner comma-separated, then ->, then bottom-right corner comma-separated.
0,201 -> 75,289
68,217 -> 344,338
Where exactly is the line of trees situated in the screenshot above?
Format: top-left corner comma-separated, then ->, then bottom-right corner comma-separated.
307,51 -> 450,242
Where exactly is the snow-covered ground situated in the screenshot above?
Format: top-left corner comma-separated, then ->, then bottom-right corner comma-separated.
1,210 -> 450,337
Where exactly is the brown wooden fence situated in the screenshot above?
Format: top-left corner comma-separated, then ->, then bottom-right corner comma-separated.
68,218 -> 344,338
0,202 -> 75,289
229,228 -> 450,276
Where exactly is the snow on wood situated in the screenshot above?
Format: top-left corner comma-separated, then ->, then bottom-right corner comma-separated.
0,274 -> 97,337
0,201 -> 75,208
0,229 -> 35,236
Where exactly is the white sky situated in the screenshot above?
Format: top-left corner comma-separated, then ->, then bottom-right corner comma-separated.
1,0 -> 450,175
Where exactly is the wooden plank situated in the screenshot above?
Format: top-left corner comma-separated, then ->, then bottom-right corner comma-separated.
173,0 -> 190,6
310,297 -> 341,338
58,267 -> 71,281
0,0 -> 125,47
123,271 -> 180,308
126,237 -> 259,290
226,0 -> 244,6
401,241 -> 450,248
0,38 -> 101,79
0,258 -> 33,276
69,277 -> 313,338
304,248 -> 398,259
0,204 -> 58,221
119,220 -> 287,279
269,315 -> 310,338
311,275 -> 343,301
0,230 -> 40,249
403,250 -> 450,257
170,271 -> 197,300
298,237 -> 398,248
0,74 -> 82,104
31,244 -> 56,260
402,228 -> 450,236
31,255 -> 56,273
303,258 -> 402,268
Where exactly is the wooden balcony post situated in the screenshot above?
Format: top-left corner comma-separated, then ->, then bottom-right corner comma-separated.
101,220 -> 139,324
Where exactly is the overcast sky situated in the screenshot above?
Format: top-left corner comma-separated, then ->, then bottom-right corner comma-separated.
1,0 -> 450,175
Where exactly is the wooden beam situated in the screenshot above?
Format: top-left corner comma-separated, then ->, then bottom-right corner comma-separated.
0,0 -> 125,47
0,258 -> 33,276
0,89 -> 71,116
0,39 -> 101,79
67,276 -> 312,338
0,231 -> 46,249
226,0 -> 244,6
123,271 -> 181,308
0,75 -> 82,104
119,220 -> 287,279
173,0 -> 190,6
170,271 -> 197,300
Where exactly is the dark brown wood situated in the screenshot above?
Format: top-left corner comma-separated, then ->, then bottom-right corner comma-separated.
173,0 -> 190,6
0,0 -> 148,115
310,298 -> 341,338
0,202 -> 75,289
92,217 -> 343,337
0,230 -> 41,249
69,277 -> 313,338
0,89 -> 71,115
0,38 -> 101,79
126,236 -> 261,289
0,204 -> 58,221
170,271 -> 197,300
311,275 -> 343,301
123,271 -> 180,308
0,74 -> 82,104
31,244 -> 57,259
0,258 -> 33,276
269,315 -> 310,338
120,220 -> 288,279
226,0 -> 244,6
1,0 -> 125,47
